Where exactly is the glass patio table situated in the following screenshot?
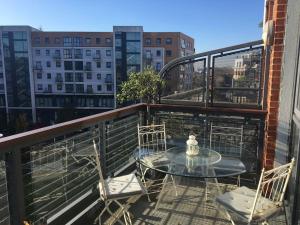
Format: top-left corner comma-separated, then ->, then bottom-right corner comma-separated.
134,146 -> 246,179
134,146 -> 246,210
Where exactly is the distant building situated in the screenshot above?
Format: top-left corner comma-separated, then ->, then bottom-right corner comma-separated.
0,26 -> 194,128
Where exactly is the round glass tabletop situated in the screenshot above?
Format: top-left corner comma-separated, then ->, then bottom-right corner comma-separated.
134,146 -> 246,178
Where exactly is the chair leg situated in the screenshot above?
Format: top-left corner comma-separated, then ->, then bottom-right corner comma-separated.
283,203 -> 289,225
170,175 -> 178,196
155,174 -> 169,210
139,164 -> 151,202
237,175 -> 241,187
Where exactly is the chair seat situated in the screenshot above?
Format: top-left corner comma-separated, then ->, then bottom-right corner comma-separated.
216,186 -> 281,222
100,174 -> 145,200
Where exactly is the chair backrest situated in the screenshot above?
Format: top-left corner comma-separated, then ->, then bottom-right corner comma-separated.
209,122 -> 243,158
137,123 -> 167,152
92,139 -> 107,199
249,158 -> 295,221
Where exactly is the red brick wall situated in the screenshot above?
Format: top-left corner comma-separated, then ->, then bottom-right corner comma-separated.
263,0 -> 287,169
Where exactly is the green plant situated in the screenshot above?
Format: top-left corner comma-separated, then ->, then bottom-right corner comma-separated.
117,67 -> 165,104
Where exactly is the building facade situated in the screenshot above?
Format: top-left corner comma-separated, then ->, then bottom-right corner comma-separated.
0,26 -> 194,129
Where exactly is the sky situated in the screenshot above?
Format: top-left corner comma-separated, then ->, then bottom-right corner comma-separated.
0,0 -> 264,52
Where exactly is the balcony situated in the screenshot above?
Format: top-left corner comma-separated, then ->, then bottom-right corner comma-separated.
0,40 -> 288,225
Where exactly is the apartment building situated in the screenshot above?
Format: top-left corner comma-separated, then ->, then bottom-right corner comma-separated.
0,25 -> 194,129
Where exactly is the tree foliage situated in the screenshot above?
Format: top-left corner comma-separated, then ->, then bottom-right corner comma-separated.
117,67 -> 165,104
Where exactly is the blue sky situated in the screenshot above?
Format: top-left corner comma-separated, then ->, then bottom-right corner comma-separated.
0,0 -> 264,52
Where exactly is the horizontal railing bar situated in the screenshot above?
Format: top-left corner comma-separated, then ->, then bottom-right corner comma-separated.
159,40 -> 263,77
0,103 -> 146,151
149,104 -> 267,117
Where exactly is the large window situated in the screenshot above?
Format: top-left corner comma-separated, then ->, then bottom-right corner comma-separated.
165,38 -> 172,44
76,84 -> 84,93
74,49 -> 83,59
65,84 -> 74,93
63,37 -> 73,47
63,49 -> 72,59
75,61 -> 83,70
65,72 -> 73,82
75,72 -> 83,82
64,61 -> 73,70
73,37 -> 82,47
126,32 -> 141,40
126,42 -> 140,53
127,54 -> 140,64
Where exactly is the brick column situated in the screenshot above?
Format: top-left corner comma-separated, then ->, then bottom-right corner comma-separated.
263,0 -> 287,169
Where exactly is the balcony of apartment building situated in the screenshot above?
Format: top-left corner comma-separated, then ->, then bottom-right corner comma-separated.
0,2 -> 299,223
0,38 -> 290,225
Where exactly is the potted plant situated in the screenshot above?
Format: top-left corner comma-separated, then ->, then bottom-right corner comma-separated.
117,66 -> 165,122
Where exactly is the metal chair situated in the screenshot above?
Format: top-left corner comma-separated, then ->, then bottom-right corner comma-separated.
216,158 -> 295,225
92,140 -> 146,225
209,122 -> 244,186
137,124 -> 177,206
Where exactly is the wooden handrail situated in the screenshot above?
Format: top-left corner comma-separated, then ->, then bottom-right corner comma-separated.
0,103 -> 267,152
149,104 -> 267,117
0,103 -> 146,151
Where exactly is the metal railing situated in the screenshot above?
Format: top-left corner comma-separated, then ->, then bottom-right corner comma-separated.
159,40 -> 264,108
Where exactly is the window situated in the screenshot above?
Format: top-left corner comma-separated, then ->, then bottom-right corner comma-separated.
55,49 -> 60,56
47,73 -> 51,79
36,61 -> 42,69
126,32 -> 141,40
85,38 -> 91,44
85,62 -> 92,70
96,49 -> 101,57
106,50 -> 111,56
64,61 -> 73,70
45,37 -> 50,44
145,50 -> 151,59
166,50 -> 172,57
73,37 -> 82,46
156,50 -> 161,57
63,37 -> 73,47
86,72 -> 92,79
86,49 -> 91,56
35,49 -> 40,56
37,73 -> 42,79
156,62 -> 161,71
46,49 -> 50,56
34,37 -> 40,44
97,85 -> 102,91
75,73 -> 83,82
107,84 -> 113,91
63,49 -> 73,59
126,42 -> 140,53
97,73 -> 101,80
57,83 -> 62,91
55,37 -> 60,44
46,61 -> 51,68
105,38 -> 112,44
75,61 -> 83,71
65,73 -> 73,82
76,84 -> 84,93
56,61 -> 61,68
0,84 -> 4,90
156,38 -> 161,45
106,74 -> 112,82
56,73 -> 62,82
106,62 -> 112,68
65,84 -> 74,93
96,61 -> 101,68
96,38 -> 101,44
165,38 -> 172,44
74,49 -> 83,59
0,73 -> 3,79
47,84 -> 52,92
37,84 -> 43,90
145,38 -> 151,45
87,85 -> 93,93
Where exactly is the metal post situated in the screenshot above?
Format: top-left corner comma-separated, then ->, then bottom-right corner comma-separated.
6,149 -> 25,225
257,118 -> 265,183
205,55 -> 211,107
98,122 -> 107,177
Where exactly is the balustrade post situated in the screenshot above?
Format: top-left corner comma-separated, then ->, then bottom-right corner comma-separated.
6,149 -> 25,225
